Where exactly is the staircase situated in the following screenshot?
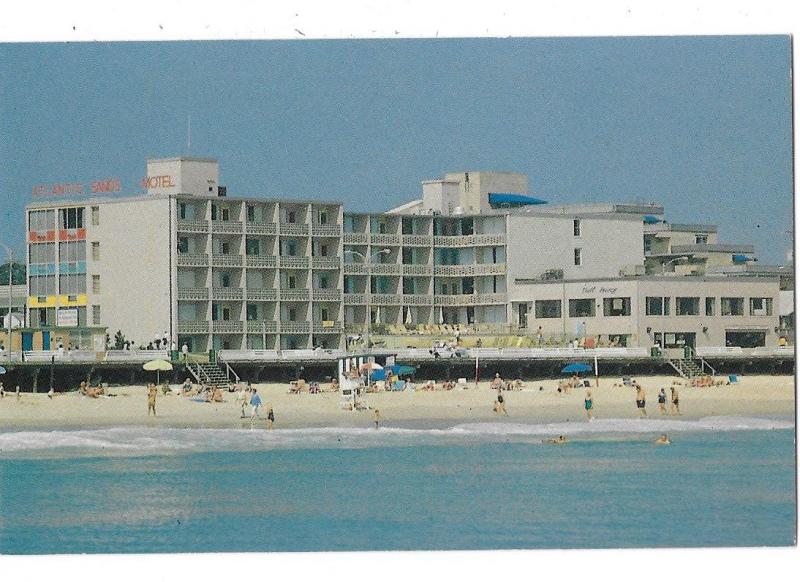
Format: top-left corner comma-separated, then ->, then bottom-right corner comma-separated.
666,347 -> 716,379
187,360 -> 240,390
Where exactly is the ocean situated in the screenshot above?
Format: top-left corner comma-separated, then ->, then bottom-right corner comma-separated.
0,416 -> 795,554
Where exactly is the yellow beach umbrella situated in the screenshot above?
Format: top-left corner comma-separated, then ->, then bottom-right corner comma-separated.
143,359 -> 173,384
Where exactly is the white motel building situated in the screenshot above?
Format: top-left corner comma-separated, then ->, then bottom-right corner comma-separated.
22,157 -> 792,353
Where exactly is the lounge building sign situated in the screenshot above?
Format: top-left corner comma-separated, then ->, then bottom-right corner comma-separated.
32,178 -> 122,197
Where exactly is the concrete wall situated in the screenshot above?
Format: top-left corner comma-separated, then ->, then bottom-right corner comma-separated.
146,158 -> 219,197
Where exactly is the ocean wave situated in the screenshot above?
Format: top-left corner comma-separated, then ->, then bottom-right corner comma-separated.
0,416 -> 792,456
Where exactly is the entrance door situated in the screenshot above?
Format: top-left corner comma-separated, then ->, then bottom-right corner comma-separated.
22,332 -> 33,351
41,331 -> 50,351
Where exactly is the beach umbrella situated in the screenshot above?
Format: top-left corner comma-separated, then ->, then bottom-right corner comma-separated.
0,365 -> 6,374
359,361 -> 383,371
561,362 -> 593,375
394,364 -> 416,376
143,359 -> 173,384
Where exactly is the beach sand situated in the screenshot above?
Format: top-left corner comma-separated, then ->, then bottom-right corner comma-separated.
0,374 -> 794,430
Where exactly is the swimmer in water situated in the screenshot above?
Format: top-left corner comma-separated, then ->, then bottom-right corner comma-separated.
544,435 -> 568,445
654,434 -> 671,445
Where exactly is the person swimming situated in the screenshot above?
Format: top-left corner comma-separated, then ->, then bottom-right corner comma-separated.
654,434 -> 671,445
544,435 -> 568,445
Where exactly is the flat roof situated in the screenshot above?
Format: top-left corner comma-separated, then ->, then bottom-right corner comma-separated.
146,157 -> 219,163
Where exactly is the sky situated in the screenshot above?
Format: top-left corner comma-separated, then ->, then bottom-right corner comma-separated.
0,36 -> 793,263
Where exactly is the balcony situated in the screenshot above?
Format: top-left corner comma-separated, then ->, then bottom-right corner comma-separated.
432,234 -> 506,247
278,256 -> 309,269
177,320 -> 209,334
244,222 -> 277,235
433,263 -> 506,277
343,232 -> 369,245
434,294 -> 476,306
401,234 -> 432,246
312,321 -> 343,334
246,320 -> 278,334
211,287 -> 244,301
370,233 -> 401,246
343,293 -> 366,305
212,320 -> 244,334
472,263 -> 507,276
245,288 -> 277,301
312,224 -> 342,237
312,289 -> 341,302
245,255 -> 277,268
312,257 -> 340,270
279,223 -> 309,236
343,263 -> 368,275
279,288 -> 310,301
370,293 -> 402,306
280,321 -> 310,334
177,253 -> 209,267
473,233 -> 506,246
369,263 -> 402,275
212,254 -> 243,267
401,264 -> 432,276
177,287 -> 209,301
211,220 -> 243,234
176,219 -> 209,233
474,292 -> 507,305
402,294 -> 433,306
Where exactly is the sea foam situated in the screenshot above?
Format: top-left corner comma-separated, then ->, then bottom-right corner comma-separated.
0,416 -> 792,456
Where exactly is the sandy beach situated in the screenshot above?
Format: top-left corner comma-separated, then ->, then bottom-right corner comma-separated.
0,374 -> 794,430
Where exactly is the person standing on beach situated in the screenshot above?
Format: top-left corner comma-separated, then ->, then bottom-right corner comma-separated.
147,383 -> 157,416
635,384 -> 647,417
250,388 -> 262,419
48,386 -> 54,399
373,408 -> 381,429
237,386 -> 250,418
584,387 -> 594,420
267,405 -> 275,430
0,382 -> 4,398
657,388 -> 668,415
670,386 -> 681,415
15,385 -> 20,399
181,342 -> 189,363
495,388 -> 508,415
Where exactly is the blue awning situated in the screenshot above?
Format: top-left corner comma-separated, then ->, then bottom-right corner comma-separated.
732,254 -> 754,263
643,215 -> 661,224
488,193 -> 548,207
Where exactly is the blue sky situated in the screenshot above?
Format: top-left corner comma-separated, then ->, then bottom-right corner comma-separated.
0,36 -> 792,263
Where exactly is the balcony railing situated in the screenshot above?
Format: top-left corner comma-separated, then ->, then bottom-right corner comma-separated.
244,222 -> 277,235
212,320 -> 244,334
369,263 -> 402,275
278,256 -> 309,269
245,255 -> 277,268
279,223 -> 310,236
311,257 -> 340,270
176,219 -> 209,233
211,287 -> 244,300
212,254 -> 243,267
312,321 -> 343,334
401,264 -> 432,275
177,320 -> 209,334
432,293 -> 508,306
343,232 -> 369,245
280,321 -> 310,334
432,234 -> 506,247
177,253 -> 209,267
402,294 -> 433,306
312,289 -> 341,302
211,220 -> 243,234
312,224 -> 342,237
245,288 -> 277,301
246,320 -> 278,334
434,263 -> 506,276
474,292 -> 507,305
401,234 -> 432,246
370,293 -> 402,306
370,233 -> 401,245
343,293 -> 366,305
177,287 -> 210,301
343,263 -> 368,275
279,288 -> 310,301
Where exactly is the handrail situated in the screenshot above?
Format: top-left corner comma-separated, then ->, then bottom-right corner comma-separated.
224,362 -> 240,384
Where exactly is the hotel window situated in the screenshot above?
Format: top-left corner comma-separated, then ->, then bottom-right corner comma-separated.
646,296 -> 669,316
60,207 -> 84,229
403,278 -> 416,295
287,275 -> 297,289
220,207 -> 230,221
535,300 -> 562,319
211,204 -> 218,220
573,219 -> 581,237
287,210 -> 297,224
92,275 -> 100,294
574,248 -> 582,266
320,307 -> 330,321
318,211 -> 328,225
705,297 -> 716,316
178,203 -> 188,220
246,205 -> 256,222
286,240 -> 298,256
91,241 -> 100,261
60,274 -> 86,295
402,217 -> 413,235
643,237 -> 653,254
177,237 -> 189,254
603,297 -> 631,317
721,297 -> 744,316
518,303 -> 528,328
749,297 -> 773,316
319,244 -> 328,257
568,298 -> 595,318
220,241 -> 230,255
221,306 -> 231,321
219,272 -> 231,288
695,234 -> 708,244
246,303 -> 258,321
676,297 -> 700,316
344,215 -> 355,233
245,238 -> 260,256
92,305 -> 101,325
288,307 -> 297,321
90,206 -> 99,226
344,276 -> 356,294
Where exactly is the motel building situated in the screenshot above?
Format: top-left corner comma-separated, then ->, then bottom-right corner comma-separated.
22,157 -> 788,354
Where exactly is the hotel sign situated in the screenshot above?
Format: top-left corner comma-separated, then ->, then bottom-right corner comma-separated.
141,175 -> 176,189
32,178 -> 122,197
56,308 -> 79,328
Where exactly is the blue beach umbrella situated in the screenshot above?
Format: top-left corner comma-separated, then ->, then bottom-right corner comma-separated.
561,363 -> 593,374
0,365 -> 6,374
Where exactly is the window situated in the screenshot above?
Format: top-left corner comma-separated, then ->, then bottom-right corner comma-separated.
568,298 -> 595,318
403,277 -> 416,295
179,203 -> 187,220
646,296 -> 667,316
603,297 -> 631,317
344,276 -> 356,294
644,237 -> 653,254
92,275 -> 100,294
177,237 -> 189,254
60,207 -> 84,229
286,240 -> 297,256
695,234 -> 708,244
222,306 -> 231,321
402,217 -> 413,235
245,238 -> 260,255
318,275 -> 329,289
574,248 -> 582,266
288,307 -> 297,321
573,219 -> 581,237
29,209 -> 55,232
91,206 -> 99,226
220,241 -> 230,255
287,210 -> 297,224
518,303 -> 528,328
535,300 -> 561,319
721,297 -> 744,316
29,242 -> 55,264
59,274 -> 86,295
211,204 -> 218,220
705,297 -> 715,316
318,211 -> 328,225
91,241 -> 100,261
246,205 -> 256,222
320,244 -> 328,257
92,305 -> 101,325
29,275 -> 56,297
220,207 -> 230,221
287,275 -> 296,289
59,241 -> 86,262
676,297 -> 700,316
246,303 -> 258,321
219,272 -> 231,288
750,297 -> 773,316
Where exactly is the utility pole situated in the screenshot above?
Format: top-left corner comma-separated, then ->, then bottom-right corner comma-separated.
1,243 -> 13,359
